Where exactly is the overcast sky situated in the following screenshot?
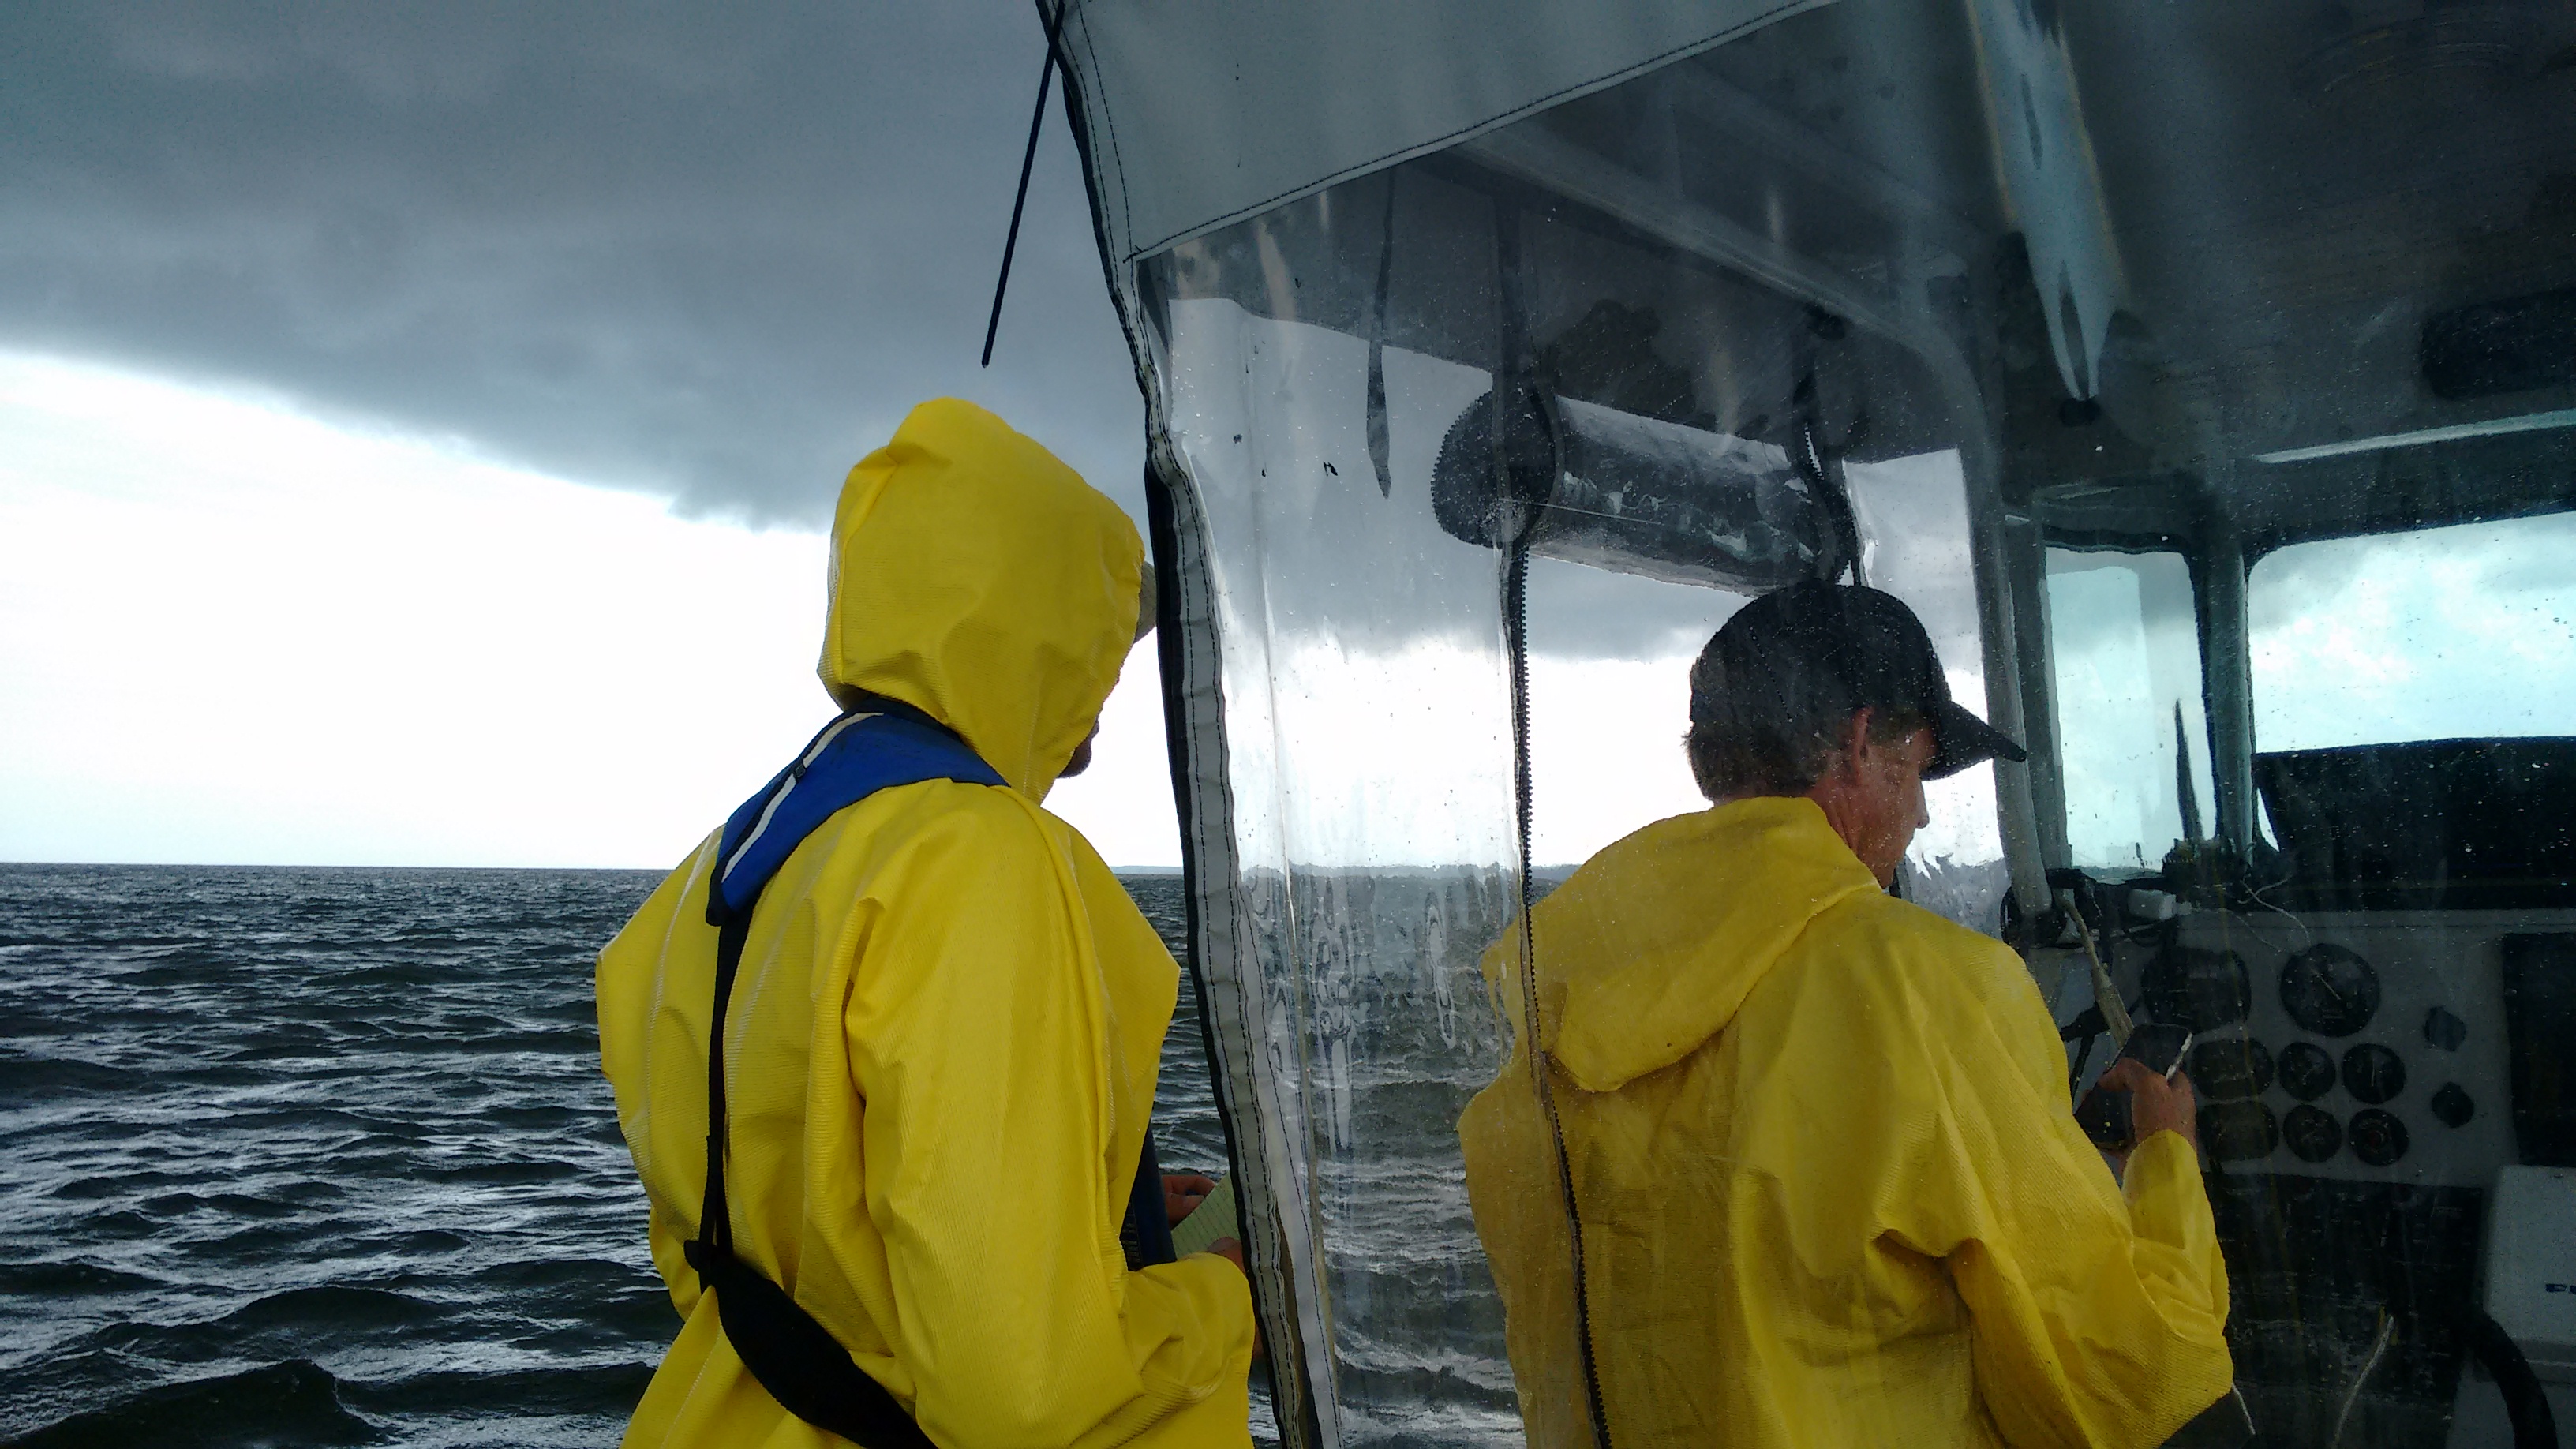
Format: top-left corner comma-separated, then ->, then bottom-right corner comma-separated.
2,2 -> 1144,526
0,2 -> 1191,869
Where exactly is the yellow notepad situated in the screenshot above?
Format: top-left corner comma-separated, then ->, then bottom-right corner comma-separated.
1169,1174 -> 1238,1259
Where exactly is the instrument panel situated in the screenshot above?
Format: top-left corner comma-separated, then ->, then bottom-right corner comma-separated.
2156,912 -> 2576,1444
2162,910 -> 2570,1187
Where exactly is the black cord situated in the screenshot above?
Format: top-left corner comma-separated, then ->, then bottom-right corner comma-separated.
1486,200 -> 1609,1446
979,1 -> 1070,368
1790,399 -> 1860,583
1507,543 -> 1614,1449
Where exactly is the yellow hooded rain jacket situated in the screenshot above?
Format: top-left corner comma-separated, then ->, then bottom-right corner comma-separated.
597,399 -> 1254,1449
1458,796 -> 2232,1447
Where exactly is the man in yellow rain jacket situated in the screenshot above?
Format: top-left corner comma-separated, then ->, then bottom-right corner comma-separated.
597,399 -> 1255,1448
1460,580 -> 2231,1447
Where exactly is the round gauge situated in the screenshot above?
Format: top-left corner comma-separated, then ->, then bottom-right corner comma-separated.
2430,1083 -> 2475,1128
2186,1038 -> 2273,1100
2277,1042 -> 2338,1100
2341,1043 -> 2406,1105
2144,947 -> 2253,1032
2282,1104 -> 2342,1163
2198,1100 -> 2279,1163
2348,1108 -> 2409,1167
2279,945 -> 2381,1038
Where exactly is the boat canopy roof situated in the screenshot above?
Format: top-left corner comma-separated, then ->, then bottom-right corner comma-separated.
1058,0 -> 1827,267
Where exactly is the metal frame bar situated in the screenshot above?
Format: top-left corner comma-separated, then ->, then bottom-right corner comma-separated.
2192,508 -> 2257,856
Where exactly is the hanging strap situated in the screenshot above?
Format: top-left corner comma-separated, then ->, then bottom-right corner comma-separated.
686,878 -> 938,1449
685,702 -> 991,1449
683,699 -> 1176,1447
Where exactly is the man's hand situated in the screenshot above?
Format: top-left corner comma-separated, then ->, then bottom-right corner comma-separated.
1164,1173 -> 1217,1226
2100,1058 -> 2199,1151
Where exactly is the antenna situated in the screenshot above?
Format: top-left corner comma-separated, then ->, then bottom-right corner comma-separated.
980,1 -> 1070,368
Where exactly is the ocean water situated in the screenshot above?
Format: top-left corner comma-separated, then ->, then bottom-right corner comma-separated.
0,863 -> 1222,1447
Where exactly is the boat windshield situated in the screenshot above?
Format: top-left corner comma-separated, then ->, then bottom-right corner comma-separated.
2251,512 -> 2576,753
2046,547 -> 2214,874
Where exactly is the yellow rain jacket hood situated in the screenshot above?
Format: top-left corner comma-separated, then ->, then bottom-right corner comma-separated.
1459,796 -> 2232,1449
598,399 -> 1252,1449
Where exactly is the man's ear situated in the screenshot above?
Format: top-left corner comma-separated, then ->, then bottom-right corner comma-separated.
1837,706 -> 1878,772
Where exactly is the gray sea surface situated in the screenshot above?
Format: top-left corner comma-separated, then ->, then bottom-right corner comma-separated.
0,863 -> 1222,1447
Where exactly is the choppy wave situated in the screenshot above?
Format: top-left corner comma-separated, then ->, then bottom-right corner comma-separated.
0,864 -> 1222,1446
12,1360 -> 382,1448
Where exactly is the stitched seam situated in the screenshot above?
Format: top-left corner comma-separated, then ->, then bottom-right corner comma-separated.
1067,6 -> 1136,260
1169,456 -> 1317,1436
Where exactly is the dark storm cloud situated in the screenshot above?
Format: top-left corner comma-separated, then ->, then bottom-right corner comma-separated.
0,1 -> 1141,526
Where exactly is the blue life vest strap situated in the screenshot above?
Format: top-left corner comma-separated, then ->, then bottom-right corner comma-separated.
687,698 -> 1173,1449
710,700 -> 1006,925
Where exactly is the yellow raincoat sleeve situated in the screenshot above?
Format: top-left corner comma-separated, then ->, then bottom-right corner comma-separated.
1900,934 -> 2234,1447
845,803 -> 1253,1449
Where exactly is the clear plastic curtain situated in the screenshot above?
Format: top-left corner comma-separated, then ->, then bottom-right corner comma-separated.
1144,172 -> 1530,1445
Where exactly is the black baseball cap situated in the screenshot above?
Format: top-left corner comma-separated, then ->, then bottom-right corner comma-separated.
1689,578 -> 2026,781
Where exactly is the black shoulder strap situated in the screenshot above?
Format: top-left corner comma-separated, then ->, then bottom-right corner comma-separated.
684,896 -> 937,1449
683,705 -> 973,1449
683,704 -> 1177,1447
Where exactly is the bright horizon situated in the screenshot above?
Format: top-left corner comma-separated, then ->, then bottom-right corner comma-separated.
0,351 -> 1188,871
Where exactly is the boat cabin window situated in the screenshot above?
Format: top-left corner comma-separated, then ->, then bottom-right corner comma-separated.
2239,511 -> 2576,917
2250,511 -> 2576,752
1849,449 -> 2012,924
2044,547 -> 2214,874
